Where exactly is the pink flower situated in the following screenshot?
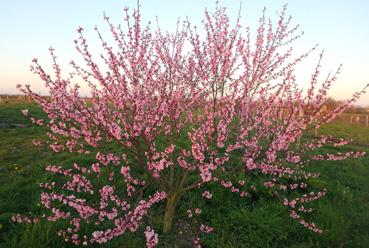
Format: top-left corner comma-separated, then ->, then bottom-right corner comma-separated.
195,208 -> 202,215
202,191 -> 212,199
200,224 -> 213,233
145,226 -> 158,248
91,163 -> 100,174
21,109 -> 29,116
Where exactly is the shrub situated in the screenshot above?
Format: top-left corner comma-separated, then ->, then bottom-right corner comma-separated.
16,1 -> 367,247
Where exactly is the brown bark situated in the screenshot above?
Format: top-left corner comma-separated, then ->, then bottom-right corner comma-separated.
163,192 -> 181,234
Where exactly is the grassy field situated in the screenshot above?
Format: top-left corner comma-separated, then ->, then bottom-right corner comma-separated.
0,103 -> 368,247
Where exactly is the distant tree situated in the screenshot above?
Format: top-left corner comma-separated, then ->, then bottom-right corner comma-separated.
16,2 -> 367,246
323,97 -> 340,111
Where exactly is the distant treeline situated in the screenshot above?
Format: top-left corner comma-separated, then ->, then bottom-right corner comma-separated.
1,94 -> 368,114
324,97 -> 369,114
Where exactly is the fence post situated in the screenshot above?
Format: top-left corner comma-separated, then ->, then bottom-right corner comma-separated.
355,116 -> 360,124
366,115 -> 369,128
322,105 -> 327,113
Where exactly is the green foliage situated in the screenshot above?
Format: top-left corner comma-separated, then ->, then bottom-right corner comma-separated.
0,103 -> 369,247
310,120 -> 369,144
204,201 -> 291,248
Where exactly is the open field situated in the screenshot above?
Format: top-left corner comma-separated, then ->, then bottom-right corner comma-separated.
0,103 -> 369,247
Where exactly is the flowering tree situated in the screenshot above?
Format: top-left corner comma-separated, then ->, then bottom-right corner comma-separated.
16,2 -> 367,247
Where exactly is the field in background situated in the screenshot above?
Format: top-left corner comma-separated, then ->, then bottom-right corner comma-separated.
2,94 -> 369,128
0,102 -> 368,247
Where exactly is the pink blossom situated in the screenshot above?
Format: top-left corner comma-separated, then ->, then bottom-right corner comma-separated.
144,226 -> 158,248
21,109 -> 29,116
201,191 -> 212,199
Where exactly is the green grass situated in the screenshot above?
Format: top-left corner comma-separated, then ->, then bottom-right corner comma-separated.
317,120 -> 369,145
0,103 -> 369,247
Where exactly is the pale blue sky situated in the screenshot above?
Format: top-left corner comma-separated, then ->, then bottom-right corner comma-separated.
1,0 -> 368,106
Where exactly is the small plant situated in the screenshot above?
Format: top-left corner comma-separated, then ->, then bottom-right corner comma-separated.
16,1 -> 367,247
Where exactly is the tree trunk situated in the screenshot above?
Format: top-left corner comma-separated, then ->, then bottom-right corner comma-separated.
163,192 -> 180,234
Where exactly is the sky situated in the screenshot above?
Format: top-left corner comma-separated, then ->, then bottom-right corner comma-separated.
1,0 -> 368,106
